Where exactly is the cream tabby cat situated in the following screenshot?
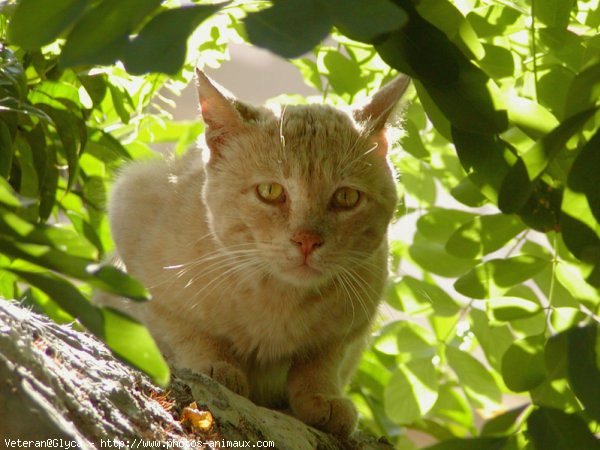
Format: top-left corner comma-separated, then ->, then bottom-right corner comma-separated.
99,69 -> 409,436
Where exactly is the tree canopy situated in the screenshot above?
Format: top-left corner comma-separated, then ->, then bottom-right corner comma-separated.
1,0 -> 599,448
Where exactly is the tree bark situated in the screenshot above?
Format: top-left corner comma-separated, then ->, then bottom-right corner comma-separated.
0,300 -> 393,450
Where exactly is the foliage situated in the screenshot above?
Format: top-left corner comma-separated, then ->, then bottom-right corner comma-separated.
1,0 -> 600,448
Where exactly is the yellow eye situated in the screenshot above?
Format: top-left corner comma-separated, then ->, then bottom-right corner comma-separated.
256,183 -> 285,204
332,187 -> 361,209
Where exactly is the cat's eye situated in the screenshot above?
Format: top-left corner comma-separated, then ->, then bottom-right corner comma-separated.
331,187 -> 361,210
256,183 -> 286,204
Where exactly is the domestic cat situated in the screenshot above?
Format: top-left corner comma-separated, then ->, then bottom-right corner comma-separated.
98,69 -> 409,436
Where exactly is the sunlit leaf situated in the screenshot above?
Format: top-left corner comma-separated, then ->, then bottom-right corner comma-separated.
501,334 -> 546,392
446,214 -> 524,260
385,358 -> 438,424
498,107 -> 597,214
322,51 -> 363,98
470,309 -> 513,371
454,255 -> 549,299
6,268 -> 103,333
410,241 -> 478,278
394,276 -> 460,316
102,307 -> 170,386
445,346 -> 502,410
0,178 -> 23,208
489,296 -> 542,321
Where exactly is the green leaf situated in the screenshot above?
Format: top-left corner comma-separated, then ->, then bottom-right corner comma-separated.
410,241 -> 478,278
0,121 -> 13,178
527,407 -> 600,450
8,0 -> 90,49
446,214 -> 525,259
399,157 -> 437,206
566,325 -> 600,421
123,4 -> 225,75
505,95 -> 559,139
384,358 -> 438,424
102,307 -> 170,387
538,66 -> 576,120
490,297 -> 542,322
498,108 -> 597,214
244,0 -> 332,58
501,334 -> 546,392
564,128 -> 600,226
375,320 -> 435,356
481,405 -> 529,436
534,0 -> 576,28
452,129 -> 517,204
322,51 -> 363,98
291,58 -> 323,91
0,178 -> 23,208
86,264 -> 150,302
327,0 -> 407,43
470,309 -> 514,371
450,177 -> 487,207
561,128 -> 600,286
479,43 -> 515,79
6,268 -> 104,334
0,236 -> 148,301
430,383 -> 474,430
375,1 -> 507,134
423,438 -> 509,450
445,346 -> 502,410
394,276 -> 460,317
60,0 -> 163,67
0,209 -> 97,259
454,256 -> 549,299
38,106 -> 86,190
564,63 -> 600,117
416,208 -> 474,243
416,0 -> 484,60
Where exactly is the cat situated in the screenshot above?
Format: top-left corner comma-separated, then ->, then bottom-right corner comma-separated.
97,69 -> 409,436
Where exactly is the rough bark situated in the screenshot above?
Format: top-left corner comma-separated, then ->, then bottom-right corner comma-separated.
0,300 -> 393,450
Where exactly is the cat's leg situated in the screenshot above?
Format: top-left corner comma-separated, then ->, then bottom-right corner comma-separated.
168,333 -> 250,397
286,346 -> 358,436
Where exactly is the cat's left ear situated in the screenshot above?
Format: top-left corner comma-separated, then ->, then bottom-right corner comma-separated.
195,68 -> 246,157
353,74 -> 411,138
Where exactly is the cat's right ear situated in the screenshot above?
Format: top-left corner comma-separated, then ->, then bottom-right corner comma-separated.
196,68 -> 245,157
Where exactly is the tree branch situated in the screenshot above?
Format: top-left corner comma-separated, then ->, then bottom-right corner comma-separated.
0,300 -> 392,450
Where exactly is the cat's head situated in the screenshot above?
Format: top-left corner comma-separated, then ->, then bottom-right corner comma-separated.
196,69 -> 409,288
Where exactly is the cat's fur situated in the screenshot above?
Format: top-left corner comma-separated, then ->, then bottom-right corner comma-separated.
97,69 -> 409,436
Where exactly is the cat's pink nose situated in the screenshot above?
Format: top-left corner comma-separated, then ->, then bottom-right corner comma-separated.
291,230 -> 324,257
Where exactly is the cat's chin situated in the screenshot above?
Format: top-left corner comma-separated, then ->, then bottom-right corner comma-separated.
276,264 -> 328,287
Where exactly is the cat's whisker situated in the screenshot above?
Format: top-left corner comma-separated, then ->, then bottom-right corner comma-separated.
188,257 -> 265,307
332,275 -> 355,344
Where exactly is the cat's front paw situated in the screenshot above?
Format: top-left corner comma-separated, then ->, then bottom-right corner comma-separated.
290,394 -> 357,436
198,361 -> 249,397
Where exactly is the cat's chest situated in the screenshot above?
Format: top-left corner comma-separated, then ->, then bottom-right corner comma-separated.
217,289 -> 345,363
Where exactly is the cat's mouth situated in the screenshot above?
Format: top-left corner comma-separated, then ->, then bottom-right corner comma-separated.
277,261 -> 326,285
